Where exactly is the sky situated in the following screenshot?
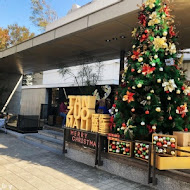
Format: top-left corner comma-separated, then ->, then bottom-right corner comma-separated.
0,0 -> 91,35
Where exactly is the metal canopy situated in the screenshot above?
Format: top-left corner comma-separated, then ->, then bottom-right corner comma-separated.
0,0 -> 190,74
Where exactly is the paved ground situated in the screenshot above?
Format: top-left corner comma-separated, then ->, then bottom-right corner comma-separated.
0,132 -> 154,190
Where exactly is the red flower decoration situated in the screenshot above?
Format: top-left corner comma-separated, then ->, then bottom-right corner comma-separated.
131,49 -> 141,60
123,91 -> 135,103
140,34 -> 148,42
164,5 -> 170,17
142,64 -> 155,75
138,13 -> 146,27
147,125 -> 153,134
169,26 -> 176,38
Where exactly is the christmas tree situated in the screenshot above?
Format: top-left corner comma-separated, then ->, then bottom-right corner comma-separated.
111,0 -> 190,140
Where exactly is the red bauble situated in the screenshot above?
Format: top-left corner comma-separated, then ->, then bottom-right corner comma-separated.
112,145 -> 116,149
131,68 -> 135,72
142,155 -> 145,159
184,128 -> 188,132
137,150 -> 142,155
131,108 -> 135,112
113,104 -> 116,108
143,147 -> 147,151
137,144 -> 140,148
115,97 -> 118,101
122,123 -> 126,127
188,93 -> 190,96
145,110 -> 149,115
163,140 -> 167,144
171,143 -> 175,148
126,148 -> 130,152
156,142 -> 162,147
169,116 -> 172,120
181,86 -> 185,91
116,91 -> 118,95
145,29 -> 148,33
166,90 -> 169,93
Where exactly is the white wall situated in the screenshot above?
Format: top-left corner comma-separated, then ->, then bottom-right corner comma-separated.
42,60 -> 120,88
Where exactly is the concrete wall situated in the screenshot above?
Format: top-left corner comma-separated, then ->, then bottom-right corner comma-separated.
20,88 -> 48,116
46,0 -> 123,31
0,73 -> 22,115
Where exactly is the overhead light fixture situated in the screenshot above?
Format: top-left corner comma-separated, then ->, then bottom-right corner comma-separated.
120,35 -> 126,39
105,39 -> 111,42
112,37 -> 118,40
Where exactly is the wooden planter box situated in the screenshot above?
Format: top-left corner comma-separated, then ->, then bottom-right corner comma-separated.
108,138 -> 133,157
177,146 -> 190,157
152,134 -> 177,156
156,155 -> 190,170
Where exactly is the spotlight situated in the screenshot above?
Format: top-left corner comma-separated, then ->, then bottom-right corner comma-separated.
112,37 -> 118,40
120,35 -> 126,39
105,39 -> 111,42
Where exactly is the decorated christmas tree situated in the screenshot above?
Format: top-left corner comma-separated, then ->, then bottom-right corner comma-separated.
110,0 -> 190,140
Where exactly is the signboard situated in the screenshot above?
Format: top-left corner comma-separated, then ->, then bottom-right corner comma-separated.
65,128 -> 97,149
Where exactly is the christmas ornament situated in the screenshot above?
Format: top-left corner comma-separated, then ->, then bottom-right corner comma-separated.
163,31 -> 168,36
150,90 -> 154,93
131,108 -> 135,112
145,110 -> 149,114
131,68 -> 135,72
155,107 -> 161,112
176,89 -> 181,94
137,69 -> 142,73
169,116 -> 172,120
137,83 -> 142,88
159,67 -> 163,71
157,79 -> 161,83
184,128 -> 188,132
147,96 -> 151,100
152,125 -> 156,130
167,96 -> 171,100
138,57 -> 143,62
154,54 -> 158,59
141,121 -> 145,126
162,79 -> 177,92
132,86 -> 136,89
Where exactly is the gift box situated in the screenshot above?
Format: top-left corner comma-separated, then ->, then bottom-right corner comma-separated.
173,131 -> 190,147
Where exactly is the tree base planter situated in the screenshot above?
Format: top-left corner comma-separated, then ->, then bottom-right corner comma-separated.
155,155 -> 190,170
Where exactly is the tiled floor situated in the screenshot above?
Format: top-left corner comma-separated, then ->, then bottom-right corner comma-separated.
0,132 -> 154,190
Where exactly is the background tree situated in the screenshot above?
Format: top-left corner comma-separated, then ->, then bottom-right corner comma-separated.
8,24 -> 35,46
111,0 -> 190,140
0,27 -> 9,50
30,0 -> 58,31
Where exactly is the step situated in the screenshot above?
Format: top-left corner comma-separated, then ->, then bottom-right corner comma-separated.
38,130 -> 63,141
43,125 -> 64,133
24,134 -> 63,152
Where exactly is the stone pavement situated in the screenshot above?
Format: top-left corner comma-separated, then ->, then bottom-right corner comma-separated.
0,132 -> 154,190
